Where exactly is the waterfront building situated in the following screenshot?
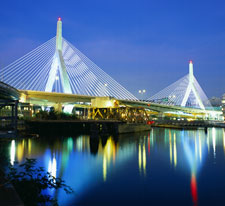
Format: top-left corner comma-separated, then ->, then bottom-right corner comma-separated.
222,94 -> 225,118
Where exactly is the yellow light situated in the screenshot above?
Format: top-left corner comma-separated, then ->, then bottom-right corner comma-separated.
174,134 -> 177,168
113,145 -> 116,164
103,156 -> 107,182
28,139 -> 32,156
138,144 -> 142,174
104,138 -> 114,161
19,93 -> 26,103
106,141 -> 112,156
143,144 -> 146,176
17,142 -> 24,163
101,137 -> 116,181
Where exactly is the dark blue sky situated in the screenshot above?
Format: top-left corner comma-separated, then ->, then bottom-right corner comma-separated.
1,0 -> 225,98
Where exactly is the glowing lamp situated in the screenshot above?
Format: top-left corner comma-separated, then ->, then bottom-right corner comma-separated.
58,17 -> 61,21
189,60 -> 193,64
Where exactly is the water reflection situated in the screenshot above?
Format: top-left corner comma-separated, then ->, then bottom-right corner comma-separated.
138,140 -> 147,176
17,140 -> 25,162
212,127 -> 216,158
174,133 -> 177,168
191,173 -> 198,206
169,130 -> 172,164
182,132 -> 206,205
102,137 -> 117,181
223,130 -> 225,154
7,127 -> 225,205
10,140 -> 15,165
48,155 -> 57,178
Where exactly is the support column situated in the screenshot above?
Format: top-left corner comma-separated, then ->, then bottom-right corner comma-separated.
54,103 -> 62,112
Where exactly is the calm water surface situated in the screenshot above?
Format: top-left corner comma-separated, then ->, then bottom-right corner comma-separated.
7,127 -> 225,205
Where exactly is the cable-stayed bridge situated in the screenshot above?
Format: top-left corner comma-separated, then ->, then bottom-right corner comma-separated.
148,61 -> 211,110
1,18 -> 223,121
2,18 -> 136,100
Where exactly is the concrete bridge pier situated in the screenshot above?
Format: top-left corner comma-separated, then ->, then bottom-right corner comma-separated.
158,112 -> 165,119
54,103 -> 62,112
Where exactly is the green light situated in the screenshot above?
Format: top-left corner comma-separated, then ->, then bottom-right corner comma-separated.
67,137 -> 73,152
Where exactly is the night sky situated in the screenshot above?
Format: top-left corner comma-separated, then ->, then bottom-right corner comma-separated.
0,0 -> 225,98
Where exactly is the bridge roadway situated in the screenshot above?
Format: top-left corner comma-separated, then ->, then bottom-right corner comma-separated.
19,90 -> 222,120
20,90 -> 94,105
0,81 -> 20,101
120,99 -> 221,118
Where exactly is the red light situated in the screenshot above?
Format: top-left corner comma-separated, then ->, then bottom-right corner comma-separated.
147,121 -> 155,125
191,174 -> 198,205
189,60 -> 193,64
58,17 -> 61,21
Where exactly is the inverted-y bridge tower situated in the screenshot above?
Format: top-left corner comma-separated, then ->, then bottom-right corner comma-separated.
45,18 -> 72,94
181,61 -> 204,109
148,61 -> 211,110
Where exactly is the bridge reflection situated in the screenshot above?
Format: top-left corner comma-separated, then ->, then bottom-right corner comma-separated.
8,127 -> 225,205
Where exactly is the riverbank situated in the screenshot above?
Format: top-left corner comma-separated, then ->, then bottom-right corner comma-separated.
2,119 -> 225,138
25,119 -> 151,135
153,120 -> 225,129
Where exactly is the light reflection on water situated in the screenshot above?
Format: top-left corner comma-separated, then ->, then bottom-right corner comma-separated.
10,140 -> 15,165
8,127 -> 225,205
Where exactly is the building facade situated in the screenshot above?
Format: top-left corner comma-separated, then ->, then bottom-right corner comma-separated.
222,94 -> 225,118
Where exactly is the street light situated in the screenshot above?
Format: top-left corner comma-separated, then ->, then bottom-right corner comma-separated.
138,89 -> 146,100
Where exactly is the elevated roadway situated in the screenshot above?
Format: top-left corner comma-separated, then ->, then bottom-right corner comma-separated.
0,81 -> 20,101
18,90 -> 223,120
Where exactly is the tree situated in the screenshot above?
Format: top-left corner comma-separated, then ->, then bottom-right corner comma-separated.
7,158 -> 73,206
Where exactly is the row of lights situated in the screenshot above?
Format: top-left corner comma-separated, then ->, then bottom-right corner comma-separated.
56,77 -> 147,97
53,79 -> 178,101
56,77 -> 145,95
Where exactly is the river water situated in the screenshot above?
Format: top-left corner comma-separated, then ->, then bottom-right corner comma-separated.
7,127 -> 225,205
